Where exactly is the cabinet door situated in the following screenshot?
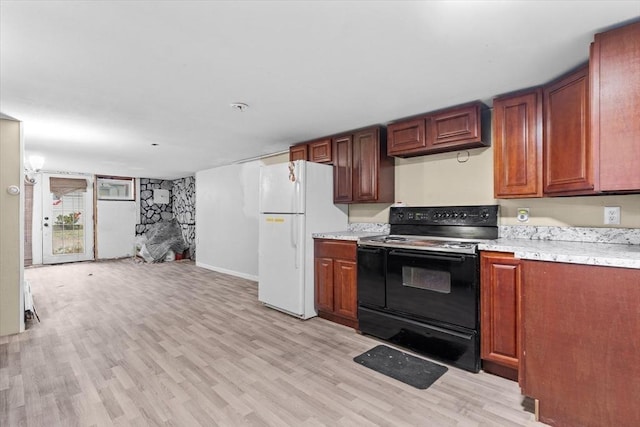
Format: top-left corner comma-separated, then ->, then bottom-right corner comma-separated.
309,138 -> 332,163
333,135 -> 353,203
430,103 -> 481,149
544,66 -> 595,195
493,90 -> 543,198
353,128 -> 380,202
387,119 -> 426,156
314,256 -> 334,312
289,144 -> 308,161
591,21 -> 640,191
521,261 -> 640,427
333,259 -> 357,320
480,252 -> 521,381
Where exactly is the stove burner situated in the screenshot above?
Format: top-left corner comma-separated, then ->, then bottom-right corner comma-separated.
359,235 -> 483,254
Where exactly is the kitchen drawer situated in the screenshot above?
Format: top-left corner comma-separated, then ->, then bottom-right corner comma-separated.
314,239 -> 356,261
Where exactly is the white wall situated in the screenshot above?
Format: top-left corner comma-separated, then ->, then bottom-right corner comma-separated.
0,116 -> 25,335
349,145 -> 640,228
195,161 -> 263,280
96,200 -> 137,259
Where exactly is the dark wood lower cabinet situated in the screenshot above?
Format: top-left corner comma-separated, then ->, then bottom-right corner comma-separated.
314,239 -> 358,329
521,260 -> 640,427
480,252 -> 521,381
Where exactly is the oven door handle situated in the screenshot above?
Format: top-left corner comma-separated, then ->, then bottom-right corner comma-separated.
357,246 -> 384,254
388,250 -> 465,263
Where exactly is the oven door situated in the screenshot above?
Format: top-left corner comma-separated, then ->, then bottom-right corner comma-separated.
386,249 -> 478,330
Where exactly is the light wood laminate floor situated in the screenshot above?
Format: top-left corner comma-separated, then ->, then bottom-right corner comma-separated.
1,260 -> 546,426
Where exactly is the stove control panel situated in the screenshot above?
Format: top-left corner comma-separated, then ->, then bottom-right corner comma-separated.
390,205 -> 499,226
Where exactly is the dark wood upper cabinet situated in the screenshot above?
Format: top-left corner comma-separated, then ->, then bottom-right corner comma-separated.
591,21 -> 640,192
333,126 -> 394,204
543,65 -> 596,195
332,135 -> 353,203
289,144 -> 308,161
493,89 -> 543,199
353,128 -> 381,202
494,67 -> 596,198
430,104 -> 482,149
492,22 -> 640,198
308,138 -> 332,163
289,138 -> 333,164
387,118 -> 427,156
388,102 -> 489,158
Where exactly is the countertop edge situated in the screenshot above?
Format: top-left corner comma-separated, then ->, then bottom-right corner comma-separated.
313,232 -> 640,269
478,240 -> 640,270
312,231 -> 385,241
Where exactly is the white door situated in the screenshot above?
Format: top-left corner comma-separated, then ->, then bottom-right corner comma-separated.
258,213 -> 305,316
42,174 -> 94,264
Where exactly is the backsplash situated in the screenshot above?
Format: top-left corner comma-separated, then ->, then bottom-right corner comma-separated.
347,223 -> 640,245
499,226 -> 640,245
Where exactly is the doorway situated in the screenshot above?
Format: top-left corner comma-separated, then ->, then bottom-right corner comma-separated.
41,174 -> 94,264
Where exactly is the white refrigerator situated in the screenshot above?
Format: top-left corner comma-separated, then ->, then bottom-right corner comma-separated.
258,160 -> 348,319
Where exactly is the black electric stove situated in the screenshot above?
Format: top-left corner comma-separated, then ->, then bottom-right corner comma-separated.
357,205 -> 499,373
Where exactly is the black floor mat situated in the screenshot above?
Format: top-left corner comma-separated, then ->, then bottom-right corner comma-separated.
353,345 -> 448,389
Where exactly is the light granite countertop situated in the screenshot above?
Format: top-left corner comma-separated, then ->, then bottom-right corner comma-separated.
478,239 -> 640,269
312,231 -> 385,241
313,224 -> 640,269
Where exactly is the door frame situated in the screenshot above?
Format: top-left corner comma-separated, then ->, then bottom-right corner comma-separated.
41,173 -> 95,264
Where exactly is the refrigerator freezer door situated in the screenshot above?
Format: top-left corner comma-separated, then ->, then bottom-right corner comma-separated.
258,213 -> 306,317
259,161 -> 305,214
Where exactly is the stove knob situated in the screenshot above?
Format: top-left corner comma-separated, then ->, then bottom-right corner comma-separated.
444,212 -> 451,218
460,212 -> 467,219
397,212 -> 405,219
453,212 -> 459,218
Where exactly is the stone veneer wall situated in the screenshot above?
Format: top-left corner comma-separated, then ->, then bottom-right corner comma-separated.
136,178 -> 174,235
172,176 -> 196,258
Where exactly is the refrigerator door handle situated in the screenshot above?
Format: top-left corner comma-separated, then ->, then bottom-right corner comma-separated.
294,172 -> 301,212
292,180 -> 300,269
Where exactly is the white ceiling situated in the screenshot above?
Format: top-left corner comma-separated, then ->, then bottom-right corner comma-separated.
1,1 -> 639,179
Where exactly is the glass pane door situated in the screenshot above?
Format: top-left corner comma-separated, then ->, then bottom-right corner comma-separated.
42,174 -> 94,264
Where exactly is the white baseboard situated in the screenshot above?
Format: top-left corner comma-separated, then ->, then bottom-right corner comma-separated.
195,261 -> 258,282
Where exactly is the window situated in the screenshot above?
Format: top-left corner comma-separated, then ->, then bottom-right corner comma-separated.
96,176 -> 135,200
402,266 -> 451,294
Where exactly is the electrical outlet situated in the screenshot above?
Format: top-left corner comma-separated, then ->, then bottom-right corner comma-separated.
517,208 -> 530,222
604,206 -> 621,225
